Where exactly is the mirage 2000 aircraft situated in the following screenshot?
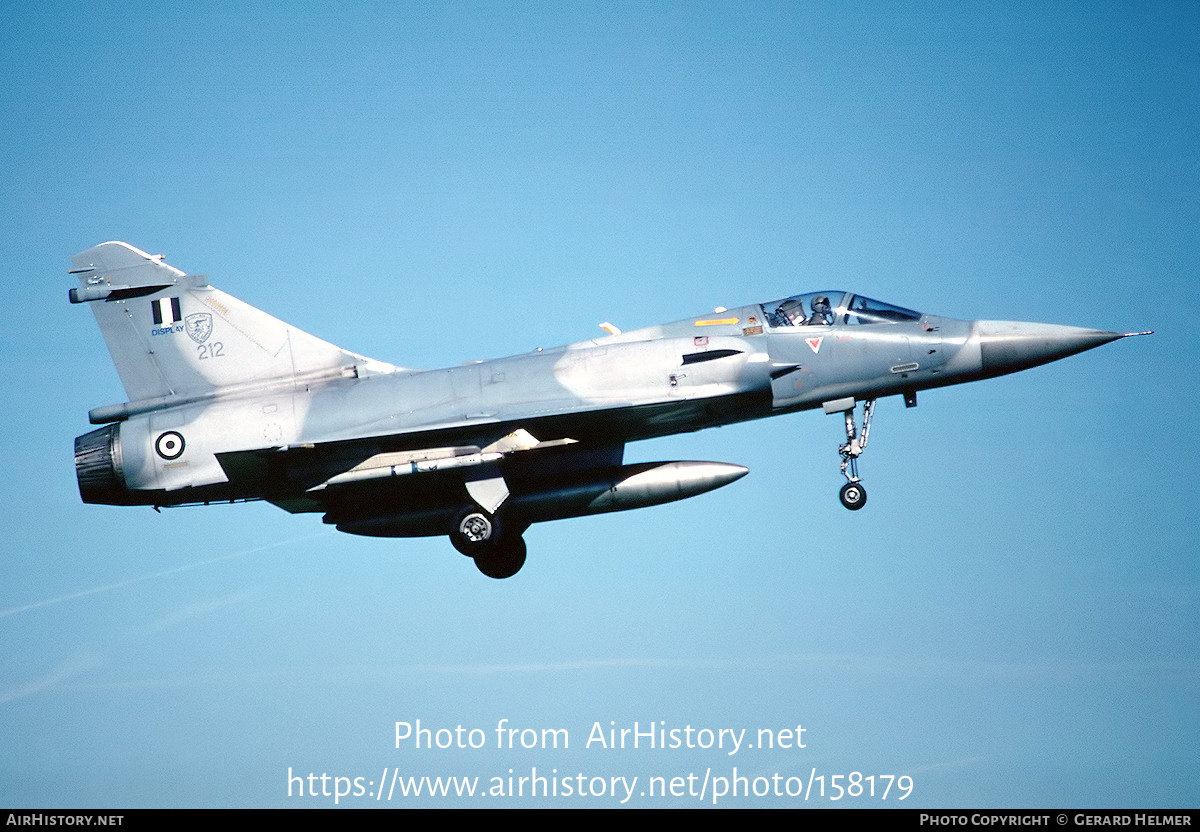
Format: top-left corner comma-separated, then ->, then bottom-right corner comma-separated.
70,242 -> 1148,578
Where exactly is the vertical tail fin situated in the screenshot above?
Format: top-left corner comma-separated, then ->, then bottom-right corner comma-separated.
69,242 -> 396,406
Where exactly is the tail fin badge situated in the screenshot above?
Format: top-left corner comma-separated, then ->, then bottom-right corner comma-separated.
184,313 -> 213,344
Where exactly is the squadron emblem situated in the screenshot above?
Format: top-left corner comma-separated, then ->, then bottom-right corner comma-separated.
184,313 -> 214,344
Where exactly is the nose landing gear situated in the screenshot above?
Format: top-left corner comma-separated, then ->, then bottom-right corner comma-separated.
824,397 -> 875,510
839,480 -> 866,511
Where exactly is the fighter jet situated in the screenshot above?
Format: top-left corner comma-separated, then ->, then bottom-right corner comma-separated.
70,242 -> 1149,578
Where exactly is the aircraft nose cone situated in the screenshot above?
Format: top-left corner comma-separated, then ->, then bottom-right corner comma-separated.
976,321 -> 1126,377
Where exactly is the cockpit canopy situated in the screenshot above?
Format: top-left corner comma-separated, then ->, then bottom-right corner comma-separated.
763,292 -> 922,328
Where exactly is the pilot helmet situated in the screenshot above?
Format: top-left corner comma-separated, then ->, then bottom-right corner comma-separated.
778,298 -> 805,323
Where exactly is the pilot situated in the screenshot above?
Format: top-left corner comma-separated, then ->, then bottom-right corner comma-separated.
776,298 -> 806,326
805,295 -> 832,326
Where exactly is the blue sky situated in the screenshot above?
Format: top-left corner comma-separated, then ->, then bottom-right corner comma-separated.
2,1 -> 1196,808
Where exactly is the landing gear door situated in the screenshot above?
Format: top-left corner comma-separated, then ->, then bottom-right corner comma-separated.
771,364 -> 813,408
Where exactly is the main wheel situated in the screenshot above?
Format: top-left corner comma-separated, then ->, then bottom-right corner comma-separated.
450,507 -> 503,557
839,481 -> 867,511
474,535 -> 527,579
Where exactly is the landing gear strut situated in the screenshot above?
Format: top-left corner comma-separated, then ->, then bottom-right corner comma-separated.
827,398 -> 875,511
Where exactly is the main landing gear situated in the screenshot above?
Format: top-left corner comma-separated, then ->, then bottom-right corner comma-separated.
450,506 -> 527,579
825,397 -> 875,511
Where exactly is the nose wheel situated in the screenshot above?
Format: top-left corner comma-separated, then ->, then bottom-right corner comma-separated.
839,481 -> 867,510
828,398 -> 875,511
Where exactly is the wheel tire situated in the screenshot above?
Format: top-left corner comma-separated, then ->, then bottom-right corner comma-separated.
450,507 -> 503,557
474,535 -> 527,579
839,481 -> 867,511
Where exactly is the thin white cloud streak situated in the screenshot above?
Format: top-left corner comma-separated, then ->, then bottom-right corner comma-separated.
75,653 -> 1200,694
905,756 -> 987,775
334,653 -> 1199,682
146,590 -> 254,632
0,534 -> 325,619
0,651 -> 103,704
